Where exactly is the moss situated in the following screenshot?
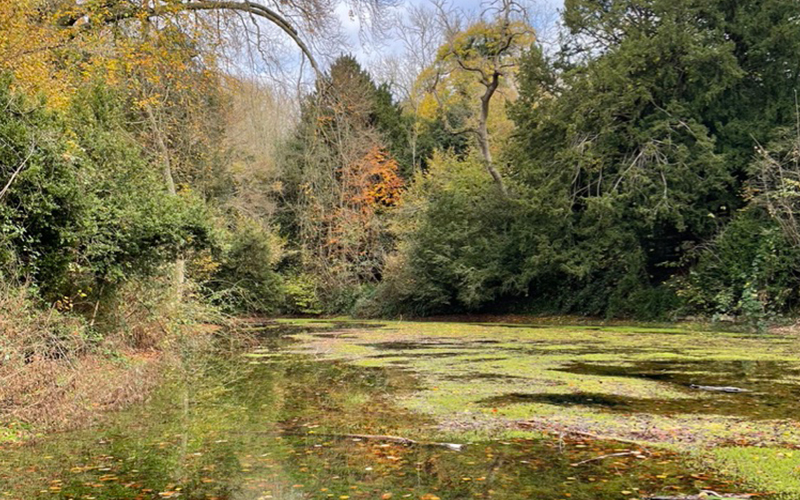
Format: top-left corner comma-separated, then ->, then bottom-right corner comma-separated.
710,447 -> 800,498
285,318 -> 800,495
0,424 -> 25,444
4,319 -> 795,500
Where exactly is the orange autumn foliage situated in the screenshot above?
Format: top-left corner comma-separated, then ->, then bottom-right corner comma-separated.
315,147 -> 404,280
343,147 -> 405,210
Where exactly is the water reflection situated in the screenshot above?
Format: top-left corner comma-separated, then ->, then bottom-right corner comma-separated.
555,360 -> 800,419
0,331 -> 754,500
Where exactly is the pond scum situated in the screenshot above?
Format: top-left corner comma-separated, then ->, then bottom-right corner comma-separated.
1,319 -> 799,499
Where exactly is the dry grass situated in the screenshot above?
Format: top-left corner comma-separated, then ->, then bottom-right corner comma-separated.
0,282 -> 179,437
0,283 -> 90,364
0,276 -> 280,439
0,351 -> 164,434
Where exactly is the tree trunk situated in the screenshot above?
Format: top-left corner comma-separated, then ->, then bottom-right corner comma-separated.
144,105 -> 185,299
478,74 -> 507,195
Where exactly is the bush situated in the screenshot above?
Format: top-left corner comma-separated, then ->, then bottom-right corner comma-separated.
377,152 -> 560,315
674,208 -> 800,326
281,273 -> 323,315
0,79 -> 211,310
207,218 -> 283,314
0,280 -> 90,366
374,151 -> 681,320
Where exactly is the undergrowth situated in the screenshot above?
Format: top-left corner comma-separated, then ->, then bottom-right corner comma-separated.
0,276 -> 231,441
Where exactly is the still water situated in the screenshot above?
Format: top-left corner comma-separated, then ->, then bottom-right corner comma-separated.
0,326 -> 748,500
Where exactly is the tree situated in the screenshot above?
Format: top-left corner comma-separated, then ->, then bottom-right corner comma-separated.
378,153 -> 511,314
49,0 -> 398,81
494,0 -> 800,318
224,78 -> 296,221
500,0 -> 750,316
751,127 -> 800,246
278,56 -> 404,308
0,0 -> 76,108
374,3 -> 446,175
423,0 -> 534,194
0,78 -> 209,307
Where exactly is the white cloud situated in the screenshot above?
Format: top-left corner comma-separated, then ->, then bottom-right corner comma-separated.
335,0 -> 565,77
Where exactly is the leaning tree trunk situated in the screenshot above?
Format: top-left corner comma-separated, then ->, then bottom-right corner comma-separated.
477,73 -> 507,196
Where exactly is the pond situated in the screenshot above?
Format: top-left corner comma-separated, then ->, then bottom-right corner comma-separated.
0,322 -> 787,500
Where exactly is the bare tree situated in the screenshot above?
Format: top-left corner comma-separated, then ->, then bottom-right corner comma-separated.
370,3 -> 445,172
377,4 -> 444,103
56,0 -> 398,82
753,134 -> 800,245
225,78 -> 297,221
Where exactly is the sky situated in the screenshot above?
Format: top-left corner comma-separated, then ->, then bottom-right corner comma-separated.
240,0 -> 566,92
335,0 -> 566,72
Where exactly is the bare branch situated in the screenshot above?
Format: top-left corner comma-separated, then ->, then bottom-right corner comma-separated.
0,142 -> 36,202
61,0 -> 322,76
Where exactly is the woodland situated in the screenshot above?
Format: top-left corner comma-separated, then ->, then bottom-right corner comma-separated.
2,0 -> 800,383
2,2 -> 800,498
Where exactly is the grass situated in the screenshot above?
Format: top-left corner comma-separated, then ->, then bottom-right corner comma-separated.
279,317 -> 800,496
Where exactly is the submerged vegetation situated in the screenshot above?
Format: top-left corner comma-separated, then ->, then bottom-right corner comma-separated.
284,319 -> 800,497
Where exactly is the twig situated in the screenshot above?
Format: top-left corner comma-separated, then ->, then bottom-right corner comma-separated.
570,450 -> 644,466
569,430 -> 648,446
288,431 -> 465,451
689,384 -> 750,393
646,491 -> 752,500
519,421 -> 652,448
0,142 -> 36,201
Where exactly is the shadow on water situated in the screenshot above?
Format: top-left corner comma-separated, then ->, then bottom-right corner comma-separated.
242,322 -> 386,349
370,352 -> 467,359
478,391 -> 791,420
246,321 -> 386,336
444,373 -> 531,382
366,339 -> 501,351
0,325 -> 761,500
541,361 -> 800,420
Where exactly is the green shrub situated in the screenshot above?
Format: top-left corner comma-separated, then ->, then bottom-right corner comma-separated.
209,218 -> 283,314
674,208 -> 800,326
377,152 -> 562,316
282,273 -> 323,315
0,79 -> 211,309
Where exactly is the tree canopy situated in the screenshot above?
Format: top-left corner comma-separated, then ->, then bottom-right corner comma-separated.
2,0 -> 800,331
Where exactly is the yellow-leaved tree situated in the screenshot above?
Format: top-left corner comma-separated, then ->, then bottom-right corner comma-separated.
419,0 -> 534,195
0,0 -> 77,108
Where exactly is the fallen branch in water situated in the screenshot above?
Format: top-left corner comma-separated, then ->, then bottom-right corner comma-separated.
518,422 -> 651,447
689,384 -> 751,393
646,491 -> 753,500
569,430 -> 650,447
290,432 -> 465,451
570,450 -> 646,466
